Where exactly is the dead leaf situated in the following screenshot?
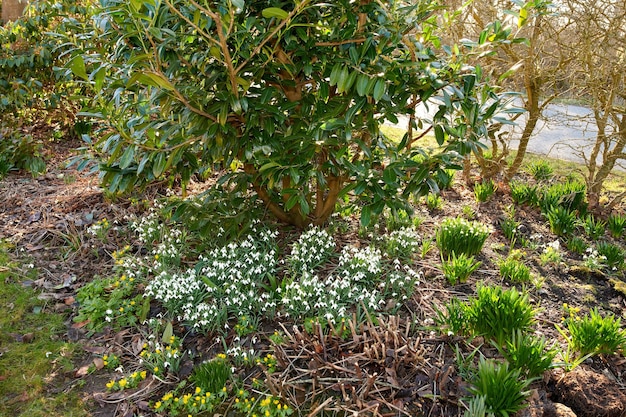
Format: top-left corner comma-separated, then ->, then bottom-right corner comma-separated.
64,296 -> 75,305
92,357 -> 104,370
28,211 -> 42,223
82,345 -> 106,355
75,364 -> 91,377
72,319 -> 90,329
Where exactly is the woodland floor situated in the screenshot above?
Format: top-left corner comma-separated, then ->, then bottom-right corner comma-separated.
1,138 -> 625,417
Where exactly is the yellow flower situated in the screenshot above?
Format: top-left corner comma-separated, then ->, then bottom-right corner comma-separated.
103,355 -> 108,361
195,386 -> 201,394
118,379 -> 127,388
119,307 -> 124,312
154,366 -> 159,373
106,381 -> 115,389
103,361 -> 108,366
140,371 -> 147,379
154,401 -> 162,410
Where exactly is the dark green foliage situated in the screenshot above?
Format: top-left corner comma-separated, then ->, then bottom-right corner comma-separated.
436,217 -> 491,258
566,308 -> 626,356
65,0 -> 515,227
474,179 -> 497,202
582,215 -> 605,241
442,253 -> 482,285
595,241 -> 625,271
0,132 -> 45,178
467,285 -> 536,347
566,236 -> 587,255
469,358 -> 533,417
544,206 -> 577,237
525,160 -> 553,181
499,330 -> 555,379
539,180 -> 587,214
510,182 -> 539,206
190,357 -> 232,393
607,213 -> 626,239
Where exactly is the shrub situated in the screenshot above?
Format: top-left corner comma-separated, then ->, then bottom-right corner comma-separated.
0,132 -> 46,179
442,253 -> 482,285
468,358 -> 533,417
566,308 -> 626,356
467,285 -> 536,347
607,213 -> 626,239
544,206 -> 577,237
436,169 -> 457,190
474,179 -> 497,202
526,160 -> 553,181
67,0 -> 511,228
437,217 -> 491,258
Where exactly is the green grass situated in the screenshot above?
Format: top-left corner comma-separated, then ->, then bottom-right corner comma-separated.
0,244 -> 89,417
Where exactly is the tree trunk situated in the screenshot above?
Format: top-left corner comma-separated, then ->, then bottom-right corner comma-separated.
2,0 -> 27,23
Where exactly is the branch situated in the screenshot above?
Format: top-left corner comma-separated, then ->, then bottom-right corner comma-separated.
163,0 -> 220,48
235,0 -> 312,74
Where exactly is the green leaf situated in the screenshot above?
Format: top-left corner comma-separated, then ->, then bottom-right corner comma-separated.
383,167 -> 397,184
119,146 -> 135,169
139,297 -> 150,322
336,67 -> 349,93
69,55 -> 88,80
361,205 -> 372,227
356,74 -> 370,96
329,64 -> 342,86
161,321 -> 174,344
434,125 -> 445,146
260,161 -> 281,172
262,7 -> 289,20
373,79 -> 385,102
152,153 -> 167,178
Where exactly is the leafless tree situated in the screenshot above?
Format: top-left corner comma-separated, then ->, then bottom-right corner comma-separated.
559,0 -> 626,210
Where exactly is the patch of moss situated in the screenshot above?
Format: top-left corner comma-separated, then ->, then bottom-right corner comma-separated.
609,278 -> 626,297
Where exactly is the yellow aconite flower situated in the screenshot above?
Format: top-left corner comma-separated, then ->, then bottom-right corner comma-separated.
195,386 -> 201,394
118,379 -> 127,388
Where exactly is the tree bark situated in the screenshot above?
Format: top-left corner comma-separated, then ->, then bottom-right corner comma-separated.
2,0 -> 27,23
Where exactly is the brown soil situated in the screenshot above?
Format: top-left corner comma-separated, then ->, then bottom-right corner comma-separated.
1,142 -> 625,417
